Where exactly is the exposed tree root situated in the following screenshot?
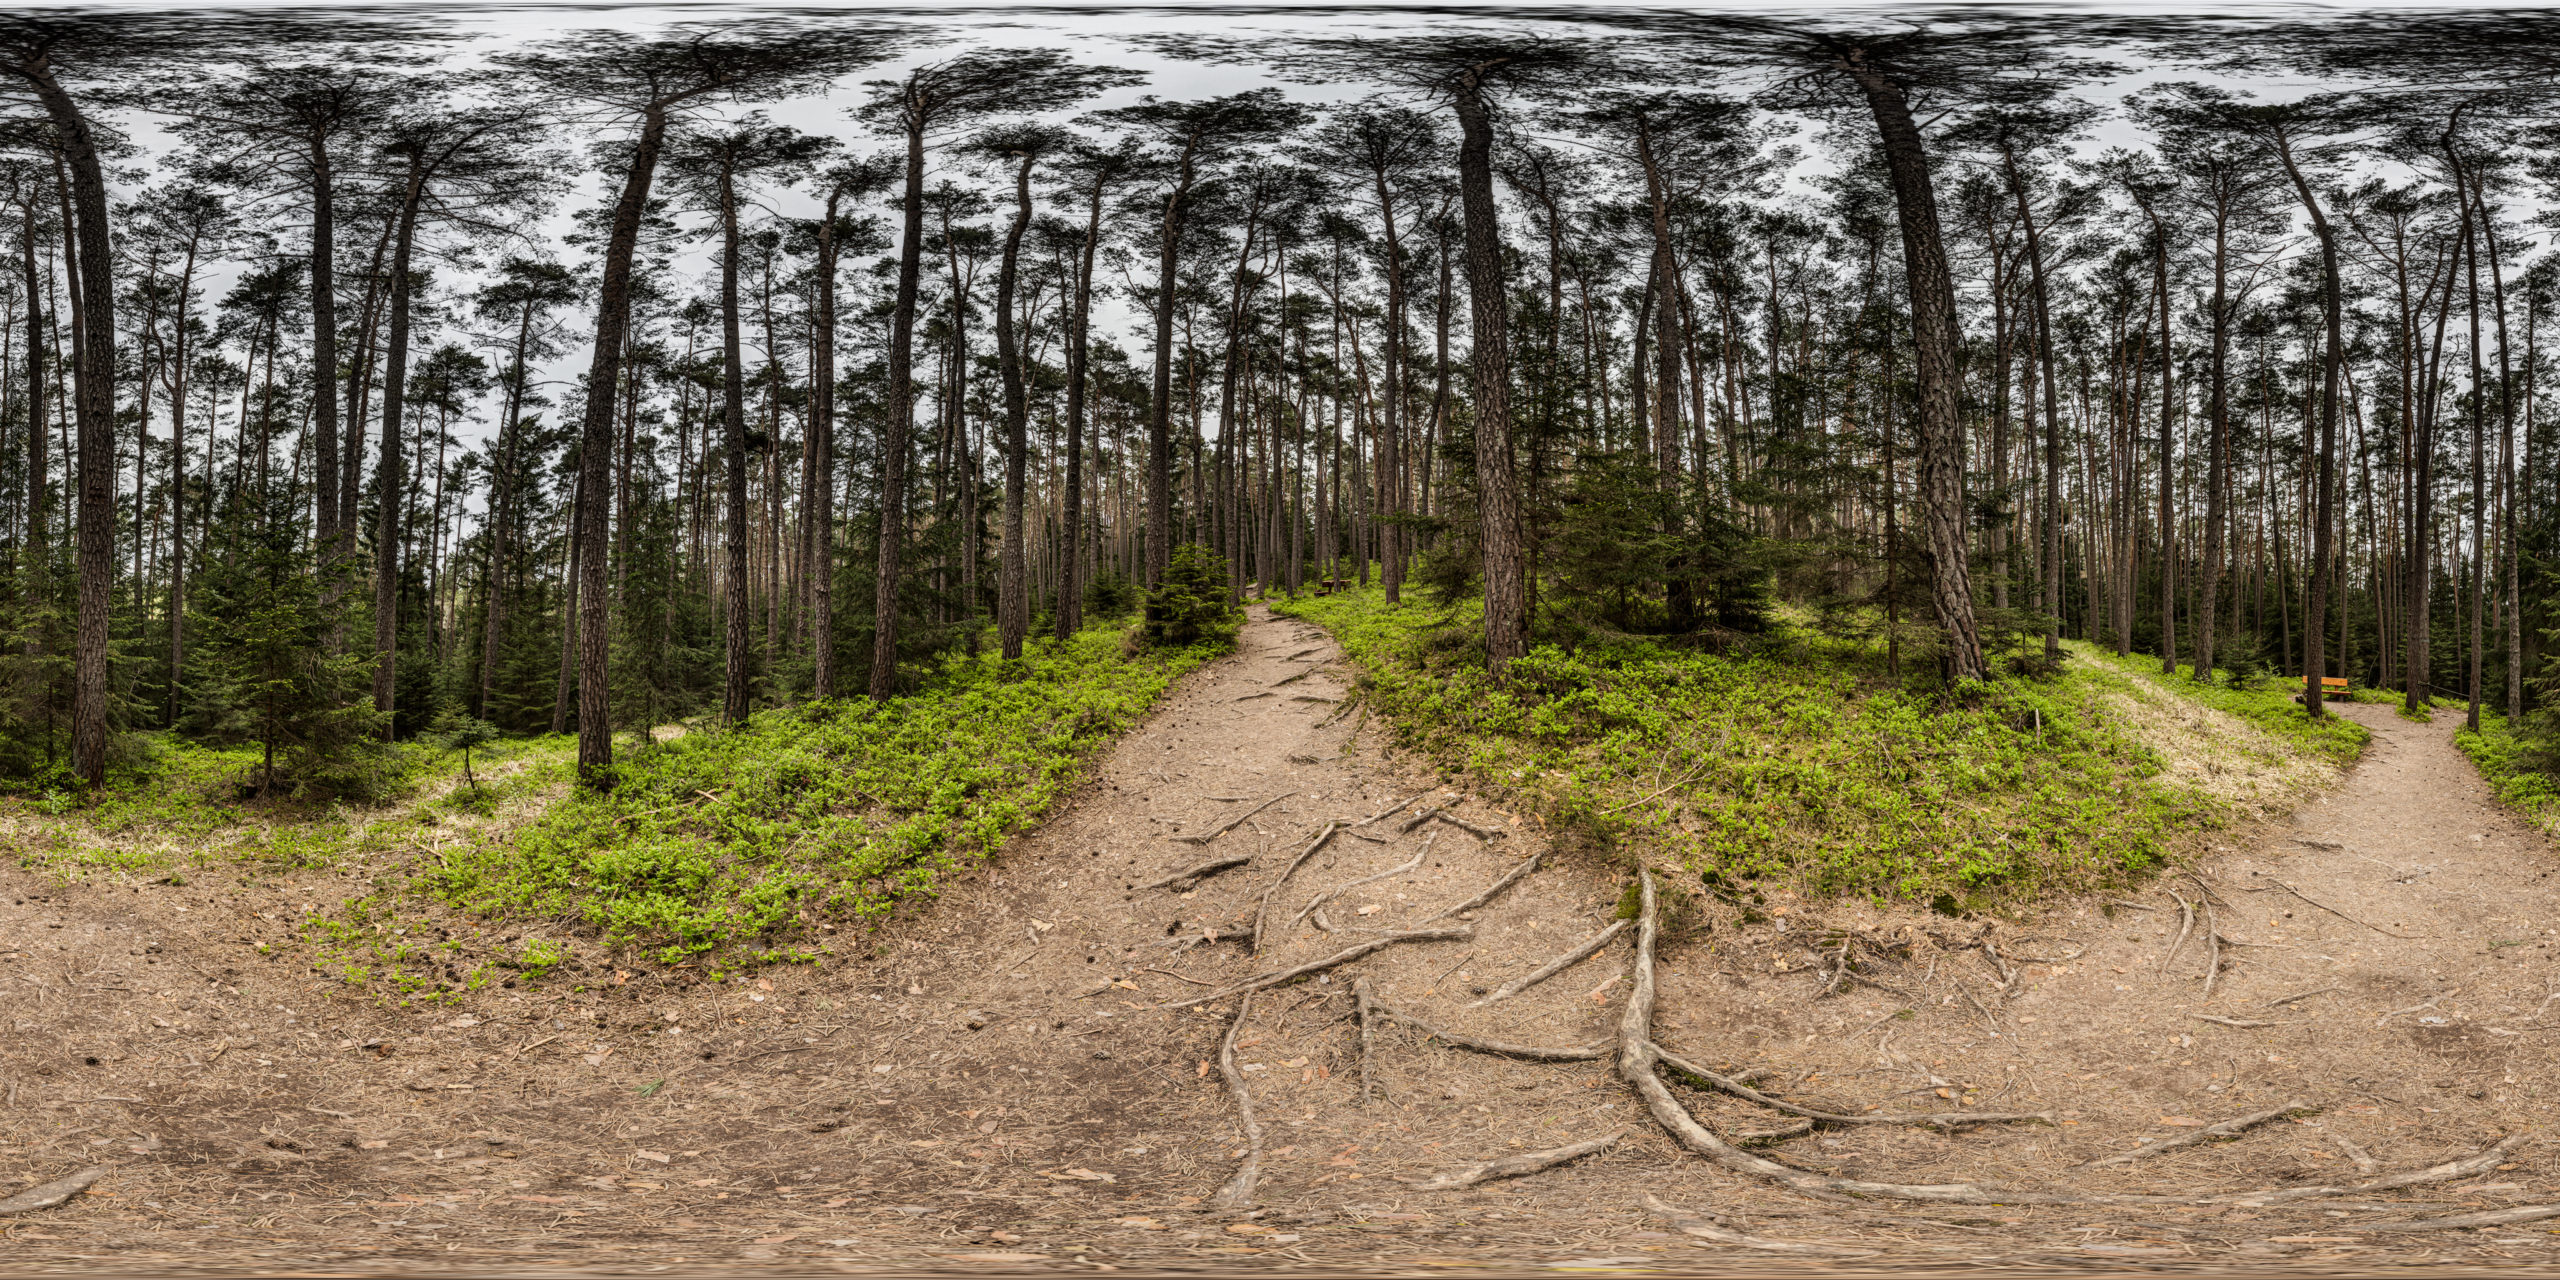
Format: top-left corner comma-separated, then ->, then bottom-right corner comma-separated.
1140,854 -> 1253,892
1291,834 -> 1433,930
1404,1132 -> 1622,1191
1428,810 -> 1506,841
2163,887 -> 2196,972
2078,1101 -> 2315,1169
1352,789 -> 1434,828
1732,1119 -> 1817,1144
1163,926 -> 1472,1009
1251,822 -> 1341,949
1617,868 -> 2518,1211
1354,977 -> 1379,1101
1210,992 -> 1262,1209
2224,1134 -> 2530,1206
1423,851 -> 1542,924
2189,1013 -> 2281,1028
1399,805 -> 1444,834
1641,1193 -> 1879,1255
1174,792 -> 1294,846
1651,1044 -> 2054,1133
2331,1133 -> 2381,1176
2342,1202 -> 2560,1232
0,1167 -> 106,1215
1363,992 -> 1608,1061
1472,917 -> 1623,1005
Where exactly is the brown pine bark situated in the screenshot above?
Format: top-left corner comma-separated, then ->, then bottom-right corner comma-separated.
1450,64 -> 1527,667
1838,44 -> 1986,682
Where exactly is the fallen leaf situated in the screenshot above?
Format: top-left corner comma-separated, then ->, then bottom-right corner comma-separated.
634,1150 -> 671,1163
1114,1216 -> 1165,1230
1227,1222 -> 1275,1235
1356,904 -> 1382,916
2158,1116 -> 2207,1127
1048,1167 -> 1115,1183
1195,1060 -> 1211,1078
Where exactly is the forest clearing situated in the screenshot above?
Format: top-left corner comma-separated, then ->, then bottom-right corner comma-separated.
8,1 -> 2560,1271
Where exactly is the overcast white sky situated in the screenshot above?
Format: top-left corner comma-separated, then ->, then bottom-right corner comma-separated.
95,1 -> 2530,519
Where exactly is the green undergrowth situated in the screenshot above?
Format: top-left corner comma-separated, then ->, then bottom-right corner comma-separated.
2455,712 -> 2560,840
381,621 -> 1222,972
1277,587 -> 2359,909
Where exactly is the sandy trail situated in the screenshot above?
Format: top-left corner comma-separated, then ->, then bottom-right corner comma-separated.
6,614 -> 2560,1272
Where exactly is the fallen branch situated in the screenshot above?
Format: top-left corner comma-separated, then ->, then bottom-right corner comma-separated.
1641,1193 -> 1877,1256
0,1167 -> 105,1216
1291,834 -> 1434,930
1160,927 -> 1472,1009
1652,1044 -> 2052,1133
2331,1134 -> 2380,1176
2078,1101 -> 2315,1169
1405,1132 -> 1622,1191
1472,918 -> 1624,1005
1364,994 -> 1608,1061
1139,854 -> 1252,892
2189,1013 -> 2282,1029
1251,822 -> 1341,950
1210,993 -> 1262,1209
2229,1133 -> 2530,1206
1173,792 -> 1295,846
2268,985 -> 2342,1007
1422,851 -> 1542,924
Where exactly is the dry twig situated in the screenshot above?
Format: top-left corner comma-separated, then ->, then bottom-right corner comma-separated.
1472,918 -> 1623,1005
1421,851 -> 1541,923
1173,792 -> 1295,846
1404,1132 -> 1622,1191
2077,1101 -> 2315,1169
1139,854 -> 1252,892
1160,927 -> 1472,1009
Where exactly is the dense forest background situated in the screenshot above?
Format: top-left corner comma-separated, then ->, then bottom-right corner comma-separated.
0,7 -> 2552,796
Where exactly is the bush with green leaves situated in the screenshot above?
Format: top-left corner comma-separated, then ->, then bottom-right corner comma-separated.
1141,544 -> 1241,649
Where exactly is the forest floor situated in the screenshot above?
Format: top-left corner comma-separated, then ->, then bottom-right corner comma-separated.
8,607 -> 2560,1275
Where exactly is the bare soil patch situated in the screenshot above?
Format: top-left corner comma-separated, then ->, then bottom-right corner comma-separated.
6,614 -> 2560,1275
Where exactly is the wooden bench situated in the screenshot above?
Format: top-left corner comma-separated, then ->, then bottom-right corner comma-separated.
2320,676 -> 2350,700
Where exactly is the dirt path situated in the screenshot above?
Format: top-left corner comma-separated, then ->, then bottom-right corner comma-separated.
7,615 -> 2560,1273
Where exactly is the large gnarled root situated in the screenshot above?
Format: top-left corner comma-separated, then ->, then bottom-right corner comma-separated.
1405,1132 -> 1622,1191
1210,992 -> 1263,1209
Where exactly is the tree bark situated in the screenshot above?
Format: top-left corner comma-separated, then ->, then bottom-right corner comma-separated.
873,95 -> 926,699
1841,46 -> 1985,682
719,158 -> 752,725
570,102 -> 673,779
1450,65 -> 1527,667
994,149 -> 1035,660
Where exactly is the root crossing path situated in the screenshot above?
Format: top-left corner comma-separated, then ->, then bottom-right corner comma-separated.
9,614 -> 2560,1273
